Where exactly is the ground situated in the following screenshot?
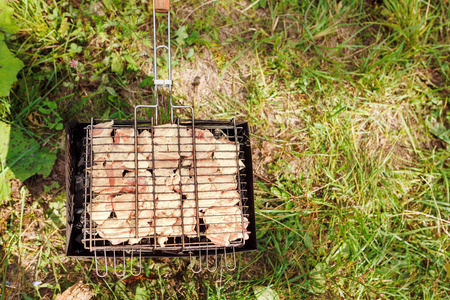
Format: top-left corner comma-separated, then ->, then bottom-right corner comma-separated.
1,0 -> 450,299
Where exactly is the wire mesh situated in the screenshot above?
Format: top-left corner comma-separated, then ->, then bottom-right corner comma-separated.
82,119 -> 250,252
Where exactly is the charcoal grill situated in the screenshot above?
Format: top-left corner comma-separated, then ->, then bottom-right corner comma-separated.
65,0 -> 256,276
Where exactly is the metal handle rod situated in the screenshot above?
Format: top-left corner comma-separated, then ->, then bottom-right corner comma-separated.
190,250 -> 202,273
224,247 -> 237,271
113,250 -> 126,277
153,0 -> 172,88
130,250 -> 142,276
94,250 -> 108,277
206,248 -> 218,272
152,0 -> 194,123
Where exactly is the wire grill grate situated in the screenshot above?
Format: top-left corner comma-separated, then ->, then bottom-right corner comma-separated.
81,119 -> 250,253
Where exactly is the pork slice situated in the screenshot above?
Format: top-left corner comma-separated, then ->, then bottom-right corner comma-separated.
217,190 -> 241,206
138,199 -> 154,222
113,128 -> 135,145
91,121 -> 114,137
229,216 -> 250,242
90,164 -> 122,195
166,168 -> 190,192
185,190 -> 240,208
152,125 -> 182,161
156,192 -> 182,217
128,218 -> 155,244
108,144 -> 135,162
203,206 -> 249,246
215,158 -> 245,175
202,206 -> 241,225
121,170 -> 153,193
93,137 -> 113,162
153,168 -> 175,193
154,124 -> 178,138
138,185 -> 155,201
214,138 -> 239,159
190,159 -> 220,176
90,164 -> 110,194
181,129 -> 216,166
205,224 -> 231,246
203,207 -> 249,246
102,162 -> 124,195
178,127 -> 193,156
88,193 -> 114,225
155,216 -> 177,246
190,129 -> 216,154
211,174 -> 238,191
181,205 -> 197,237
96,218 -> 134,245
113,194 -> 136,220
121,152 -> 149,170
138,130 -> 153,158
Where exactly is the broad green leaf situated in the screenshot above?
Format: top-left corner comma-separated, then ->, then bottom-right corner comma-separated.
175,25 -> 188,46
111,52 -> 123,75
0,41 -> 24,97
0,0 -> 20,34
105,86 -> 116,96
135,285 -> 149,300
124,54 -> 139,71
253,286 -> 280,300
186,48 -> 195,59
69,43 -> 82,53
58,17 -> 69,38
0,170 -> 10,202
0,121 -> 57,182
309,262 -> 327,294
430,122 -> 450,144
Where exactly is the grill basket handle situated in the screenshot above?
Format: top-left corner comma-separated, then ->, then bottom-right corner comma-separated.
155,0 -> 170,13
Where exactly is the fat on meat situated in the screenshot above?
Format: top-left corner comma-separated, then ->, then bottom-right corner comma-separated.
92,121 -> 114,137
96,218 -> 134,245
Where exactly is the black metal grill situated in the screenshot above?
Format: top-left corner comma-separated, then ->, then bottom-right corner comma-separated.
65,119 -> 256,259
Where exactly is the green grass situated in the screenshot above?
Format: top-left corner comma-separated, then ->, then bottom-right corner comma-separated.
1,0 -> 450,298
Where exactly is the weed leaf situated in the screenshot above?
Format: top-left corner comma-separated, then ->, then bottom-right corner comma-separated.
0,0 -> 20,34
0,121 -> 56,182
0,41 -> 24,97
253,286 -> 280,300
111,52 -> 123,75
0,169 -> 10,202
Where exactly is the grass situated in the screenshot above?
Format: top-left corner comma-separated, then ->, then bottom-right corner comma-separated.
1,0 -> 450,298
